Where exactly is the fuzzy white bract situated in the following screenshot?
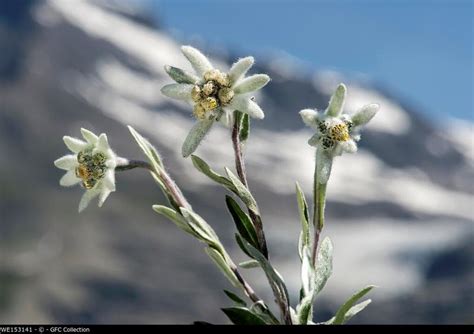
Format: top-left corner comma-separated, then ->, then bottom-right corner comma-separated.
54,128 -> 118,212
161,45 -> 270,157
300,83 -> 379,184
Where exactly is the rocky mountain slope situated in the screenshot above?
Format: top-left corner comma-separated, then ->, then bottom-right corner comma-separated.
0,0 -> 472,324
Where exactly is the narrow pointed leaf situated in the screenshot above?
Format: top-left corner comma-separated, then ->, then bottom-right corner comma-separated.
225,167 -> 258,212
233,74 -> 270,94
225,195 -> 259,248
224,290 -> 247,307
314,237 -> 333,294
341,299 -> 372,324
205,247 -> 240,287
222,307 -> 268,325
164,65 -> 199,84
181,45 -> 213,76
295,182 -> 310,261
326,83 -> 347,117
182,118 -> 214,157
239,259 -> 260,269
128,126 -> 164,172
351,103 -> 379,127
191,155 -> 236,192
152,205 -> 197,236
333,285 -> 375,324
239,113 -> 250,142
236,235 -> 290,315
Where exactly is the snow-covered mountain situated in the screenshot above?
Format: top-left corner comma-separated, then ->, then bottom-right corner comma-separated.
1,0 -> 472,324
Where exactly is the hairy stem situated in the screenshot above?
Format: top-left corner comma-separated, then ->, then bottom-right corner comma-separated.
136,157 -> 265,310
229,262 -> 261,303
116,159 -> 190,209
116,159 -> 153,171
232,111 -> 269,259
311,156 -> 328,266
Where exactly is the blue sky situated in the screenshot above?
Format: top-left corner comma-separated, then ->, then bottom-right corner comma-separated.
150,0 -> 473,121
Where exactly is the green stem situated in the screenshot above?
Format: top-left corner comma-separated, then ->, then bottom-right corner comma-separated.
232,110 -> 269,259
311,155 -> 328,267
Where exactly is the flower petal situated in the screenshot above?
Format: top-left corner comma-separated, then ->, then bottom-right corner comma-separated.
80,128 -> 98,144
308,133 -> 320,147
326,83 -> 347,117
181,45 -> 213,77
54,155 -> 78,170
229,56 -> 254,85
60,170 -> 81,187
181,118 -> 215,158
96,133 -> 110,152
218,110 -> 234,128
351,103 -> 379,127
340,139 -> 358,153
300,109 -> 319,127
233,74 -> 270,94
78,189 -> 100,213
160,83 -> 193,101
102,170 -> 116,192
164,65 -> 200,84
226,95 -> 264,119
316,148 -> 333,184
98,188 -> 112,207
63,136 -> 87,153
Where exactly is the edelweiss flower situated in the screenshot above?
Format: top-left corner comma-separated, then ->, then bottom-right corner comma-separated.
54,128 -> 118,212
300,83 -> 379,184
161,45 -> 270,157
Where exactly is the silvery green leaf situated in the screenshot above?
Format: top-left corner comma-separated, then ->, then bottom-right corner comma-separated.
235,233 -> 253,259
182,118 -> 214,157
249,301 -> 280,325
160,83 -> 193,101
151,172 -> 180,211
339,299 -> 372,324
314,237 -> 333,294
308,133 -> 319,147
205,247 -> 240,288
301,247 -> 315,296
239,113 -> 250,142
227,95 -> 264,119
316,148 -> 333,185
239,259 -> 260,269
181,45 -> 213,77
295,182 -> 310,261
333,285 -> 375,324
152,205 -> 197,236
299,109 -> 318,127
225,195 -> 259,248
223,290 -> 247,307
233,74 -> 270,94
225,167 -> 258,212
128,126 -> 164,172
229,56 -> 254,85
351,103 -> 379,127
326,83 -> 347,117
296,294 -> 314,325
191,155 -> 237,192
222,307 -> 268,325
164,65 -> 199,84
296,247 -> 316,324
63,136 -> 87,153
236,235 -> 290,315
180,208 -> 220,248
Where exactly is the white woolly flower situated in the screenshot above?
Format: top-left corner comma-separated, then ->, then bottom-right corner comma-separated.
161,45 -> 270,157
54,128 -> 119,212
300,83 -> 379,184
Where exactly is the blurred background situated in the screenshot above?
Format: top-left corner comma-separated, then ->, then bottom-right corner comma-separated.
0,0 -> 472,324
